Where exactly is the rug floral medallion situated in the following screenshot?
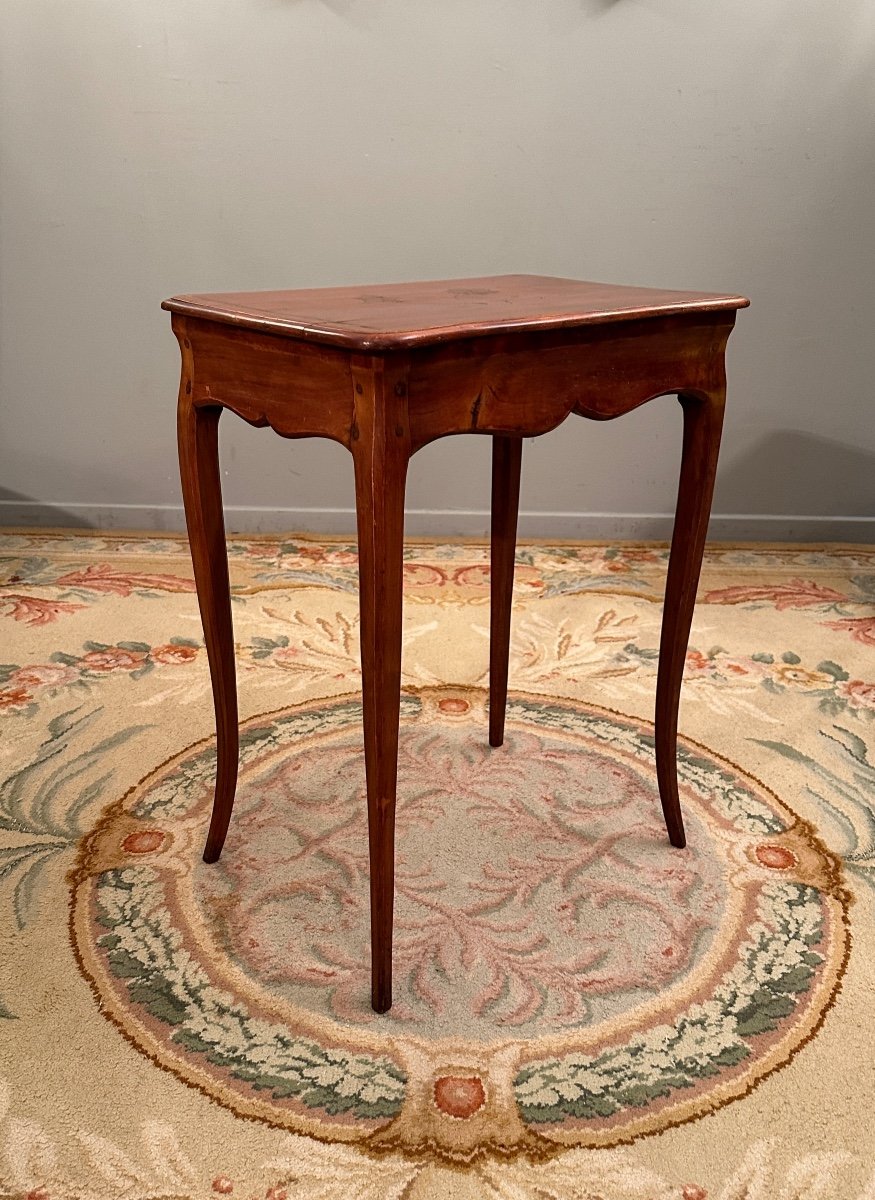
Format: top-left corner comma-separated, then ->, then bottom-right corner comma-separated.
69,687 -> 848,1166
2,533 -> 874,1198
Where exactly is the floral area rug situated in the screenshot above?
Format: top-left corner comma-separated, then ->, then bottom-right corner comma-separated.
1,531 -> 874,1200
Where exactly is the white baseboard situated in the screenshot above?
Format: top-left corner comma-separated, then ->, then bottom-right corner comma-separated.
0,500 -> 872,543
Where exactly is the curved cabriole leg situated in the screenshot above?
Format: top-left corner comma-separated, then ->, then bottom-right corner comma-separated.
655,389 -> 725,848
177,394 -> 239,864
352,363 -> 410,1014
489,436 -> 523,747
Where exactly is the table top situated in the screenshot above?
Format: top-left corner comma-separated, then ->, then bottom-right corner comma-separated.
162,274 -> 749,352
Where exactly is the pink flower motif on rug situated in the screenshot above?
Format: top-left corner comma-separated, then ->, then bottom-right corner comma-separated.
151,644 -> 200,665
0,685 -> 32,710
10,663 -> 79,688
433,1075 -> 487,1119
837,679 -> 875,712
80,647 -> 148,673
53,563 -> 196,595
0,593 -> 85,625
825,616 -> 875,646
702,579 -> 847,610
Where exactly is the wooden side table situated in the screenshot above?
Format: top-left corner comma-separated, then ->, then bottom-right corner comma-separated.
163,274 -> 748,1013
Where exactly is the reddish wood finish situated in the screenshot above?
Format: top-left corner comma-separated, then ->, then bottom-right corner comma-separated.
169,274 -> 748,1012
489,436 -> 523,748
176,351 -> 239,864
350,357 -> 411,1013
655,390 -> 726,847
181,317 -> 355,446
163,274 -> 747,351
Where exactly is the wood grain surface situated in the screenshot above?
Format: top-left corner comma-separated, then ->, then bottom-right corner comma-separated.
163,274 -> 748,351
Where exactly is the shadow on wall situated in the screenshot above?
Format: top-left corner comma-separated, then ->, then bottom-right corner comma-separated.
715,430 -> 875,518
315,0 -> 622,23
0,488 -> 96,529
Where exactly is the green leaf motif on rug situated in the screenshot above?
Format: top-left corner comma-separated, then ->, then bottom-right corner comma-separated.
506,699 -> 787,834
94,866 -> 407,1120
514,883 -> 825,1123
757,726 -> 875,889
0,706 -> 147,929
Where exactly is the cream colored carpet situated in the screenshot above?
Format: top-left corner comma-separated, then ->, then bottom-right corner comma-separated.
1,531 -> 874,1199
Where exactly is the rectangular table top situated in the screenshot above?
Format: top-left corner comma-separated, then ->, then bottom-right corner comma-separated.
162,274 -> 749,352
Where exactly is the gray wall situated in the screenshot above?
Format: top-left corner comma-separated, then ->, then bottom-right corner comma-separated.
2,0 -> 873,541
